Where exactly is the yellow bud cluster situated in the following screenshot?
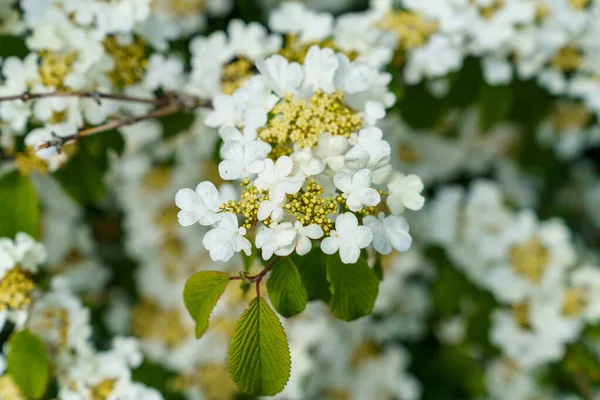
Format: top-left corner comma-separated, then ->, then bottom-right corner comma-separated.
508,237 -> 549,283
0,267 -> 35,311
15,148 -> 49,175
511,301 -> 531,330
376,11 -> 438,53
552,102 -> 592,132
103,36 -> 148,87
38,50 -> 78,90
91,380 -> 116,400
285,180 -> 339,234
562,288 -> 589,317
259,91 -> 363,154
221,57 -> 255,95
278,34 -> 358,64
130,297 -> 192,348
551,46 -> 582,72
219,180 -> 267,229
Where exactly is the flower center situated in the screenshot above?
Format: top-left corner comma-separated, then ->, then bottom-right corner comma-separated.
91,379 -> 116,400
552,102 -> 592,132
258,90 -> 363,153
221,57 -> 255,95
15,148 -> 50,175
0,267 -> 35,311
508,237 -> 549,283
551,46 -> 582,72
511,301 -> 531,330
130,298 -> 192,348
278,34 -> 358,64
38,50 -> 78,89
562,288 -> 588,317
285,180 -> 340,234
103,35 -> 148,87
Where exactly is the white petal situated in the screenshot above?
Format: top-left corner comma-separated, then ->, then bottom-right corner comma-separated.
320,237 -> 339,255
295,236 -> 312,256
333,171 -> 352,193
302,224 -> 323,239
196,181 -> 220,209
175,188 -> 202,211
218,160 -> 243,180
335,212 -> 358,232
352,169 -> 372,188
354,226 -> 374,249
177,210 -> 202,227
339,244 -> 360,264
354,188 -> 381,207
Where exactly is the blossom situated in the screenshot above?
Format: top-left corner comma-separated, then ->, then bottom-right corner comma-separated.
218,139 -> 271,180
334,169 -> 381,212
321,213 -> 373,264
314,133 -> 349,172
302,46 -> 338,93
291,150 -> 325,179
292,221 -> 323,256
386,173 -> 425,214
175,181 -> 222,227
255,222 -> 297,259
254,156 -> 303,203
255,55 -> 303,97
202,213 -> 251,262
363,213 -> 412,255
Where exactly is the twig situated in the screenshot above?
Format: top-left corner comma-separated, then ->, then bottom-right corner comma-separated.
229,256 -> 280,298
36,100 -> 188,151
0,91 -> 162,106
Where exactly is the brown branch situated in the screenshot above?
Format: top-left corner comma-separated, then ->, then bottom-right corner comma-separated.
0,90 -> 162,106
36,100 -> 188,151
229,256 -> 280,298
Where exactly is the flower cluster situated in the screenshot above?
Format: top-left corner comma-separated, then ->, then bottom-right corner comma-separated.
176,46 -> 424,264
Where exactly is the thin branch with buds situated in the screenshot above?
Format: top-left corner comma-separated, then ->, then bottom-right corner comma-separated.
31,95 -> 211,152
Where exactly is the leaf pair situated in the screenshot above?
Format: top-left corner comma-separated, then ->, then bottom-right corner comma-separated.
183,271 -> 291,396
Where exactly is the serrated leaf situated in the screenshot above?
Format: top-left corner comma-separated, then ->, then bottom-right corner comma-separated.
267,257 -> 307,317
326,253 -> 379,321
7,330 -> 50,399
0,170 -> 40,239
183,271 -> 231,339
228,297 -> 291,396
293,250 -> 331,303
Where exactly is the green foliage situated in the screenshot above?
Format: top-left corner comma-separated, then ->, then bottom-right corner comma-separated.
0,35 -> 28,58
293,250 -> 331,303
228,297 -> 290,396
54,131 -> 125,205
266,257 -> 307,317
0,170 -> 40,239
326,253 -> 379,321
183,271 -> 231,338
477,82 -> 514,131
7,330 -> 50,399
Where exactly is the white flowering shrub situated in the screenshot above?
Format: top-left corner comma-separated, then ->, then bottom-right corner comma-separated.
2,0 -> 600,399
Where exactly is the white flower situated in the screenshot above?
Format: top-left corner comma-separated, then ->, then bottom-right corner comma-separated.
257,200 -> 284,222
363,213 -> 412,255
202,213 -> 251,262
344,126 -> 391,183
314,133 -> 349,172
292,221 -> 323,256
255,222 -> 297,259
321,213 -> 373,264
255,54 -> 303,97
218,139 -> 271,180
255,156 -> 303,203
334,169 -> 381,212
0,232 -> 46,272
303,46 -> 338,93
291,150 -> 325,179
175,181 -> 222,227
143,53 -> 185,91
227,19 -> 282,60
386,173 -> 425,214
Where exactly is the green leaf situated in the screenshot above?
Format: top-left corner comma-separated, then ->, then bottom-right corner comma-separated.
0,35 -> 28,58
7,330 -> 50,399
293,250 -> 331,303
373,255 -> 384,281
0,170 -> 40,239
228,297 -> 291,396
478,82 -> 513,131
241,248 -> 256,272
183,271 -> 231,339
54,146 -> 106,205
326,253 -> 379,321
267,257 -> 307,317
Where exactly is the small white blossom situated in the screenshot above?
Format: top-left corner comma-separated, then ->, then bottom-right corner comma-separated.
314,133 -> 348,172
175,181 -> 222,227
292,221 -> 323,256
218,139 -> 271,180
386,173 -> 425,214
321,212 -> 373,264
202,213 -> 251,262
255,54 -> 304,97
334,169 -> 381,212
292,150 -> 326,180
255,222 -> 297,259
255,156 -> 303,203
363,213 -> 412,255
